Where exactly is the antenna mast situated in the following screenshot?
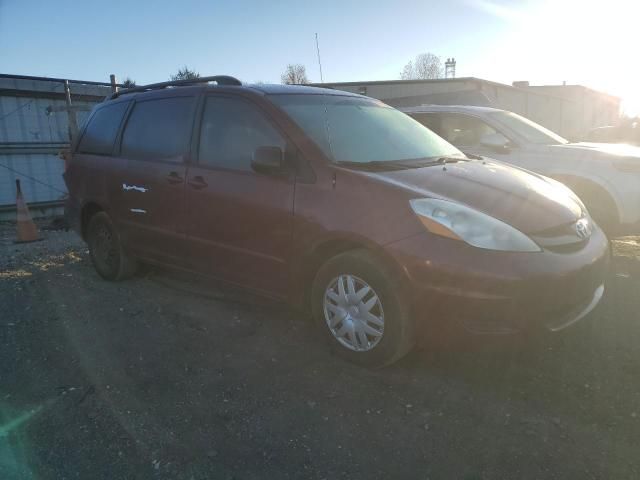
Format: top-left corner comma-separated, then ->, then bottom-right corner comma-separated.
315,33 -> 324,83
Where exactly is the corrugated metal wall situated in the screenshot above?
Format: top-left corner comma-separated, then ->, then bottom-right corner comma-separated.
0,153 -> 67,206
0,94 -> 94,206
0,75 -> 112,209
0,94 -> 90,144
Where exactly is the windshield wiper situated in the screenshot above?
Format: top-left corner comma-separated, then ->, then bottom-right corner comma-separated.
395,157 -> 466,167
336,156 -> 467,171
335,160 -> 419,171
434,156 -> 468,164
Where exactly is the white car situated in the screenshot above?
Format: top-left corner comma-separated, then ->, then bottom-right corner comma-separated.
403,105 -> 640,236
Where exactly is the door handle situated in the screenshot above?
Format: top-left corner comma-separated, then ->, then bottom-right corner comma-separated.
166,171 -> 184,184
188,176 -> 208,189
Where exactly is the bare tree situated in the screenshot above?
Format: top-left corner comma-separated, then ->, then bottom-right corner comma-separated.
400,53 -> 443,80
122,77 -> 136,88
281,64 -> 309,85
400,61 -> 414,81
170,67 -> 200,81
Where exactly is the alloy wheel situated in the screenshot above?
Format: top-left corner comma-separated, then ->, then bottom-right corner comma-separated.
323,274 -> 384,352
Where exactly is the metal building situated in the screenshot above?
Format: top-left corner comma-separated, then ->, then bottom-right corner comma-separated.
0,74 -> 113,219
315,77 -> 620,141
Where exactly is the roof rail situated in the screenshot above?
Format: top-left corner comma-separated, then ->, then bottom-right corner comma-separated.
109,75 -> 242,99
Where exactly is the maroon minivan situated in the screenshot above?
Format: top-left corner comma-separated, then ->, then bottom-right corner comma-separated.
64,76 -> 609,366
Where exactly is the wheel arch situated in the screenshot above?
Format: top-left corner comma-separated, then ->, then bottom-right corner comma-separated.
80,201 -> 106,240
551,173 -> 620,228
292,233 -> 407,310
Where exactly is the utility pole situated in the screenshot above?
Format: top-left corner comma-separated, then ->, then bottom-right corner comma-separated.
315,33 -> 324,83
63,80 -> 79,142
47,74 -> 118,164
46,79 -> 91,162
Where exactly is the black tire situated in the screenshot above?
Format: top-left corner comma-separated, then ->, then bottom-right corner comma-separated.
87,211 -> 137,281
311,249 -> 414,367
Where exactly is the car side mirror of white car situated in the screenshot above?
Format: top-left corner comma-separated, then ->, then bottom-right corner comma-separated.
480,132 -> 511,153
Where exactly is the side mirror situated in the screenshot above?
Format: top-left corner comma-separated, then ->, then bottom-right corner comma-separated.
251,146 -> 284,175
480,132 -> 510,153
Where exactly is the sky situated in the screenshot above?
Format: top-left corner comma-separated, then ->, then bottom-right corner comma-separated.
1,0 -> 639,114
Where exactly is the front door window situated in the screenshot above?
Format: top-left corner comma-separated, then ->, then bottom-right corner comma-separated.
420,113 -> 501,149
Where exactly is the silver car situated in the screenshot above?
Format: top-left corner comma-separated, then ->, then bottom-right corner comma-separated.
404,105 -> 640,236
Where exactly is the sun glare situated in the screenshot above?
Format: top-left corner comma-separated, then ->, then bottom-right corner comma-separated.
472,0 -> 640,115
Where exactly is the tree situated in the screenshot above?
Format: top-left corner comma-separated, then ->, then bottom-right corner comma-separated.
122,77 -> 136,88
400,53 -> 443,80
400,61 -> 414,81
170,67 -> 201,81
281,64 -> 309,85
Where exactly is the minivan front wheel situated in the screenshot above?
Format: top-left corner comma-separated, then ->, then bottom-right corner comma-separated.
87,212 -> 137,281
311,250 -> 414,367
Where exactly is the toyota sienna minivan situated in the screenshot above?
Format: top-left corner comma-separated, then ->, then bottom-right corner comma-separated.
64,76 -> 609,367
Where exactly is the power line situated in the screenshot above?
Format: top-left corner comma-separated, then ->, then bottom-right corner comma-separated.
0,161 -> 67,195
0,99 -> 36,123
0,81 -> 63,123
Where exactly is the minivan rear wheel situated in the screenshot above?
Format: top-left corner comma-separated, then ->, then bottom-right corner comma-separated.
87,212 -> 137,281
311,249 -> 414,367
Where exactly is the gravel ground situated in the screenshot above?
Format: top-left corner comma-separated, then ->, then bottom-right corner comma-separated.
1,220 -> 640,479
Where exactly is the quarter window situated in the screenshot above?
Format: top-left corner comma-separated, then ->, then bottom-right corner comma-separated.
121,96 -> 196,162
198,96 -> 285,171
77,101 -> 129,155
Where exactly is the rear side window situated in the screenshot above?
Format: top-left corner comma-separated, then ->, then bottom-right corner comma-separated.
77,102 -> 129,155
121,96 -> 196,162
198,96 -> 285,171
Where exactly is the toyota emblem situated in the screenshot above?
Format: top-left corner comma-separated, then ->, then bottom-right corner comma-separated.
576,218 -> 590,239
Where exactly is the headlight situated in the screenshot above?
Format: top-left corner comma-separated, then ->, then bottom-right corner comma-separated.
410,198 -> 541,252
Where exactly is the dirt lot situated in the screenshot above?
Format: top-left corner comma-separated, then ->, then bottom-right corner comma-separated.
1,221 -> 640,480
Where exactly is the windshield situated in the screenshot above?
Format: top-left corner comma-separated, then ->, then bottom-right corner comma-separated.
490,111 -> 568,145
269,94 -> 464,163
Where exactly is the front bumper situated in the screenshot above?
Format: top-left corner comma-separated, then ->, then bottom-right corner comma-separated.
543,283 -> 604,332
386,227 -> 610,337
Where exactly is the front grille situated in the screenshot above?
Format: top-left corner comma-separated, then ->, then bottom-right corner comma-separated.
531,217 -> 592,252
544,240 -> 588,253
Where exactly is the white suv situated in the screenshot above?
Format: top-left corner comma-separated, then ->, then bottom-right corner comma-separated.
404,105 -> 640,236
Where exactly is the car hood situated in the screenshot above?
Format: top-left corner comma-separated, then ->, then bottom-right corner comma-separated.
357,160 -> 583,234
549,141 -> 640,161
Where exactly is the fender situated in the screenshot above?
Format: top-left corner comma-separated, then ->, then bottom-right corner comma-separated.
288,230 -> 407,309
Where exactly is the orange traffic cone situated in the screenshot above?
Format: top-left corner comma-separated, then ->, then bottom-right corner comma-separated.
15,179 -> 41,243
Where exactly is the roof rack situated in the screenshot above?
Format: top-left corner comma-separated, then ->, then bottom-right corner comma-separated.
109,75 -> 242,99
